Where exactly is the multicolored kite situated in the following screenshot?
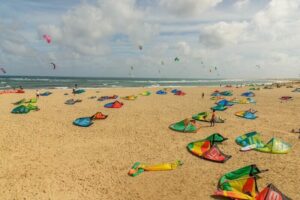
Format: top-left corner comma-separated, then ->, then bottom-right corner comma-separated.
236,132 -> 291,153
214,164 -> 266,199
256,184 -> 291,200
187,133 -> 231,163
128,160 -> 183,177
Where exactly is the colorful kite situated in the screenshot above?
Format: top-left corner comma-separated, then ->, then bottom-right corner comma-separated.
187,133 -> 231,163
43,34 -> 51,44
214,164 -> 266,199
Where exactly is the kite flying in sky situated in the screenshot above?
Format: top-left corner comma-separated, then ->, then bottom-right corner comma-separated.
0,67 -> 6,74
43,34 -> 51,44
50,62 -> 56,70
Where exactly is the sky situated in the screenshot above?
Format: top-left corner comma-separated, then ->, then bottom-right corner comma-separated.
0,0 -> 299,78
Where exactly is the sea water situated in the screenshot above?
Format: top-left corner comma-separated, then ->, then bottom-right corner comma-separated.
0,76 -> 291,89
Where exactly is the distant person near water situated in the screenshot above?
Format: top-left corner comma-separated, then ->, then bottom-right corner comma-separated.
72,84 -> 78,96
202,92 -> 204,98
36,90 -> 40,99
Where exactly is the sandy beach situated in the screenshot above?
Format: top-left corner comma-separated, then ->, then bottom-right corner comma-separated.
0,85 -> 299,200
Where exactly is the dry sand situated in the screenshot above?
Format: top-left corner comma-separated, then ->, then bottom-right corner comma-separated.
0,86 -> 299,200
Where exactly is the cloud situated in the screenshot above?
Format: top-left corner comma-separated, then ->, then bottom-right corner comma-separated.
200,0 -> 300,48
176,41 -> 191,55
159,0 -> 223,17
234,0 -> 250,10
252,0 -> 300,40
199,21 -> 248,48
0,21 -> 33,56
1,0 -> 300,78
39,0 -> 158,56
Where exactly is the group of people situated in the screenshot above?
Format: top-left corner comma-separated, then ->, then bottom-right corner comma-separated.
35,84 -> 79,99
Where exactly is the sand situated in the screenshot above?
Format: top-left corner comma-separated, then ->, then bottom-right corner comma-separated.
0,86 -> 299,200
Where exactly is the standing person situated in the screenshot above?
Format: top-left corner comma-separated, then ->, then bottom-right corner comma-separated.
36,89 -> 40,99
73,84 -> 78,96
202,92 -> 204,99
210,109 -> 216,127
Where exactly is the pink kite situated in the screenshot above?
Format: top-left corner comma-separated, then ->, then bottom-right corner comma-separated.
43,34 -> 51,44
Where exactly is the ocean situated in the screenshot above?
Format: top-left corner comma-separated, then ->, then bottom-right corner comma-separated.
0,76 -> 292,89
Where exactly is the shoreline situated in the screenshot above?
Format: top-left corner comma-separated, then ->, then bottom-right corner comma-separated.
1,76 -> 299,90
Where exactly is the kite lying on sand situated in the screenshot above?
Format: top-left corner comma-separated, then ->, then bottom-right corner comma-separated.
236,131 -> 291,153
187,133 -> 231,163
256,184 -> 291,200
128,160 -> 183,177
211,105 -> 227,111
104,101 -> 123,108
98,95 -> 118,101
192,112 -> 225,123
235,111 -> 257,120
11,104 -> 39,114
214,164 -> 266,199
169,119 -> 199,133
140,91 -> 151,96
122,95 -> 137,100
65,99 -> 82,105
214,164 -> 291,199
73,112 -> 108,127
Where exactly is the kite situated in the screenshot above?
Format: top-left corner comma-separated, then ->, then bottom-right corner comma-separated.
257,184 -> 291,200
236,131 -> 291,153
0,67 -> 6,74
43,34 -> 51,44
214,164 -> 267,199
50,62 -> 56,70
128,160 -> 183,177
174,57 -> 180,62
187,133 -> 231,163
138,45 -> 143,50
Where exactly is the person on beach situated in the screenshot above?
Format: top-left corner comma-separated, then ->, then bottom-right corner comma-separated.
36,90 -> 40,99
19,86 -> 23,90
183,118 -> 200,130
72,84 -> 78,96
291,129 -> 300,133
247,108 -> 256,113
291,129 -> 300,139
202,92 -> 204,98
210,109 -> 216,127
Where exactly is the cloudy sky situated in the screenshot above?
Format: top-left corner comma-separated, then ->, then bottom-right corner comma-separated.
0,0 -> 299,78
